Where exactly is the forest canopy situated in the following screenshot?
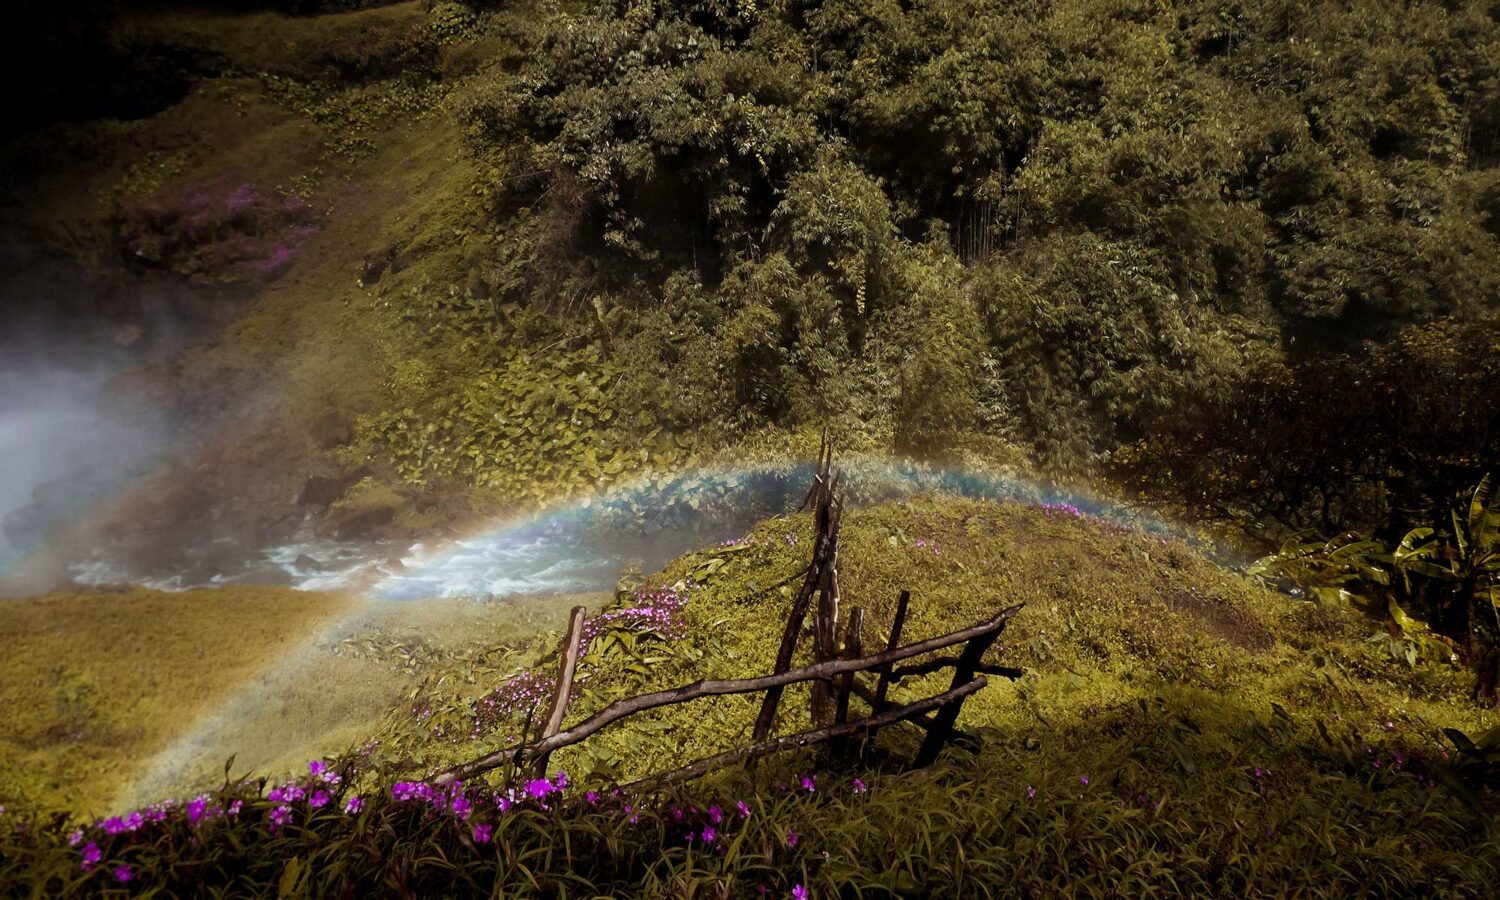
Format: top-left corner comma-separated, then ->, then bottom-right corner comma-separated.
450,0 -> 1499,489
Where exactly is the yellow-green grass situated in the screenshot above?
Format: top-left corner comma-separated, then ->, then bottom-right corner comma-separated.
0,587 -> 356,814
0,585 -> 597,816
381,496 -> 1495,802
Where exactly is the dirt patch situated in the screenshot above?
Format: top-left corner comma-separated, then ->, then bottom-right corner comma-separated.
1163,586 -> 1275,651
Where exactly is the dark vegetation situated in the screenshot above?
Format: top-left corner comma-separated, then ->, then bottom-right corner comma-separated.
450,0 -> 1499,469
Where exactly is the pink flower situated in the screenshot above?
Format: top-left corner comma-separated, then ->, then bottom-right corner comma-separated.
344,796 -> 364,814
472,823 -> 493,844
800,776 -> 816,792
586,791 -> 599,805
1079,775 -> 1090,786
80,842 -> 101,872
701,826 -> 717,843
524,779 -> 552,800
708,805 -> 723,823
786,829 -> 799,848
793,886 -> 808,900
113,865 -> 133,883
851,778 -> 867,794
309,791 -> 331,809
736,800 -> 751,819
1025,786 -> 1037,798
269,805 -> 292,830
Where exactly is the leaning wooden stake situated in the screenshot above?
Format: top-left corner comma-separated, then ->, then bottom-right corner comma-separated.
752,469 -> 842,743
872,590 -> 911,712
532,605 -> 587,777
914,623 -> 1006,767
832,606 -> 864,760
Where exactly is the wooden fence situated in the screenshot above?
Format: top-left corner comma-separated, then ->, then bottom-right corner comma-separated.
437,433 -> 1023,787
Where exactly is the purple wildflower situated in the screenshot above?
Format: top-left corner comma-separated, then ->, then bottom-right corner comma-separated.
524,779 -> 552,801
68,829 -> 83,846
113,865 -> 133,883
586,791 -> 599,805
270,805 -> 292,830
1025,786 -> 1037,798
554,772 -> 569,789
309,791 -> 331,809
80,842 -> 101,872
702,825 -> 717,843
229,800 -> 244,816
344,796 -> 364,814
800,775 -> 816,793
852,778 -> 867,794
472,823 -> 493,844
1080,775 -> 1090,786
786,829 -> 799,848
737,800 -> 751,819
188,796 -> 209,827
708,805 -> 723,823
793,886 -> 809,900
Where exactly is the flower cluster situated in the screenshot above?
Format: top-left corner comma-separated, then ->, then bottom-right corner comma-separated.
913,538 -> 942,556
1039,502 -> 1084,519
580,584 -> 691,645
466,585 -> 694,740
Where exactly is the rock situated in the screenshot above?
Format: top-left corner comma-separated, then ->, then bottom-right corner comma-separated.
296,468 -> 368,508
325,505 -> 395,541
294,554 -> 325,572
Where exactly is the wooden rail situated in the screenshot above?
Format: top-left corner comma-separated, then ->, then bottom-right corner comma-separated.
432,431 -> 1025,789
436,602 -> 1023,784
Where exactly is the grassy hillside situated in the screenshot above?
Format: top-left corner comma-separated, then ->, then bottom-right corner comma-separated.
3,497 -> 1497,894
0,585 -> 586,815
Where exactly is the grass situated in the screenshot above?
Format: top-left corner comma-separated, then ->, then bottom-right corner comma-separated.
0,585 -> 591,817
7,497 -> 1491,894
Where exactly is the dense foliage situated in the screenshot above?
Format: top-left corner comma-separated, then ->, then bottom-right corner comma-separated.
449,0 -> 1499,463
1117,314 -> 1500,542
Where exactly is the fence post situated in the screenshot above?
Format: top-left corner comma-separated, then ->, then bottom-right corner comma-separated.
832,606 -> 864,760
532,605 -> 588,778
862,590 -> 910,759
810,534 -> 842,726
914,624 -> 1003,767
753,485 -> 842,744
